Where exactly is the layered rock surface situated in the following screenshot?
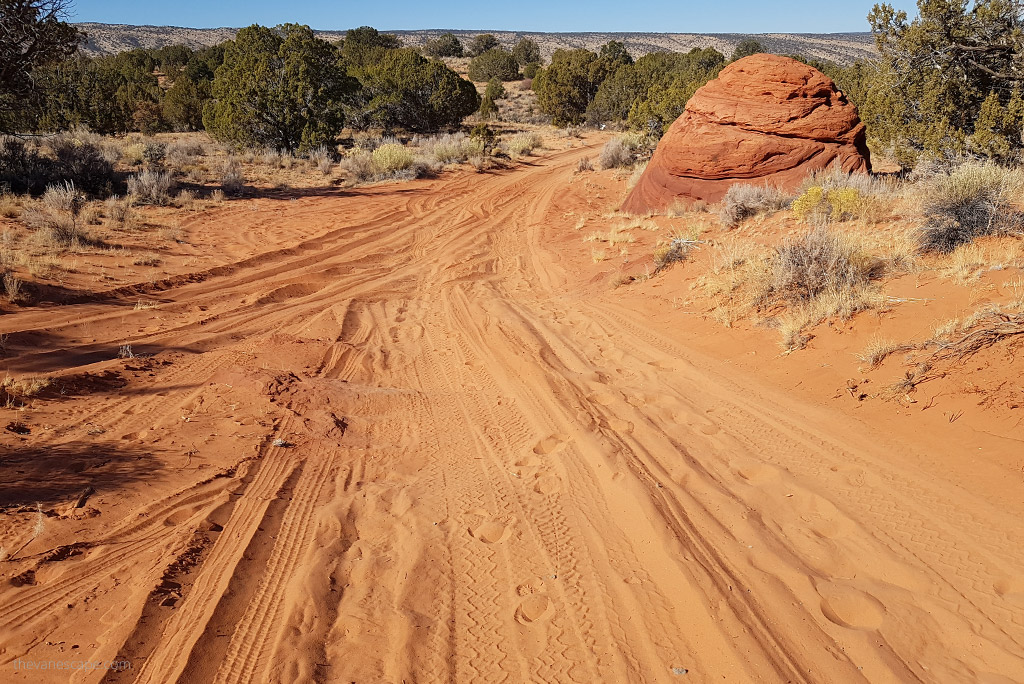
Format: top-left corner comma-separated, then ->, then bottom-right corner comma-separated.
622,54 -> 871,213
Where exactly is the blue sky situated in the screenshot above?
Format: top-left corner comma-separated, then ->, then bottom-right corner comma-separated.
70,1 -> 920,34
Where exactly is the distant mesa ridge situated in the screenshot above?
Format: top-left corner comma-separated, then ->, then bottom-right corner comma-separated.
74,23 -> 876,65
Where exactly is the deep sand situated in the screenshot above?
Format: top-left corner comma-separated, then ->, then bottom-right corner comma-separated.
1,135 -> 1023,683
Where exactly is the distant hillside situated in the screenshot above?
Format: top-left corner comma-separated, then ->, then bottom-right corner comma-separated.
75,24 -> 877,65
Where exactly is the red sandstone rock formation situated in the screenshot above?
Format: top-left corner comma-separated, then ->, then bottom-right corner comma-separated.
622,54 -> 871,214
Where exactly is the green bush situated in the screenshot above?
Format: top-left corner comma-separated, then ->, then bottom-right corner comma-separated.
479,96 -> 497,120
205,24 -> 358,153
358,49 -> 480,132
162,74 -> 211,131
470,123 -> 495,147
340,26 -> 402,69
424,32 -> 463,58
863,0 -> 1024,163
587,64 -> 644,125
467,34 -> 499,57
522,62 -> 541,79
512,38 -> 541,66
0,0 -> 81,134
468,49 -> 519,82
535,42 -> 641,127
730,39 -> 766,62
534,49 -> 601,126
626,49 -> 724,134
484,77 -> 506,101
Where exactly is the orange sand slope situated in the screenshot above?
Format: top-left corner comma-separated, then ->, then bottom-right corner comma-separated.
2,139 -> 1023,683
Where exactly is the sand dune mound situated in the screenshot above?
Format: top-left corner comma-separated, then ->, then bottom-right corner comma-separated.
623,54 -> 871,213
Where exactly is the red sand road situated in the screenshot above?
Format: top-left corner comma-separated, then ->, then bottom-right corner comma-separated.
1,137 -> 1023,683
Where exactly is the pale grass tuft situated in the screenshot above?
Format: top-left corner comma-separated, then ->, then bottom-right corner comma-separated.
917,161 -> 1024,253
506,132 -> 542,158
3,272 -> 24,303
584,224 -> 636,245
718,184 -> 789,228
0,193 -> 21,218
2,374 -> 52,398
944,243 -> 986,284
857,335 -> 911,369
626,162 -> 647,190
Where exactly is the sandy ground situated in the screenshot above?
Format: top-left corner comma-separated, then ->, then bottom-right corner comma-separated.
1,135 -> 1023,683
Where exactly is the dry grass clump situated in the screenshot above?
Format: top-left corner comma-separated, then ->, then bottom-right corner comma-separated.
624,162 -> 648,191
105,195 -> 136,229
221,159 -> 244,195
699,239 -> 765,328
885,302 -> 1024,399
584,224 -> 636,246
21,182 -> 90,248
599,138 -> 633,169
653,233 -> 701,273
576,156 -> 594,173
748,227 -> 882,349
340,151 -> 375,183
175,189 -> 197,209
1,375 -> 52,405
372,143 -> 414,174
121,142 -> 146,166
40,180 -> 81,214
3,271 -> 24,303
506,132 -> 542,158
599,133 -> 652,170
791,167 -> 889,225
308,145 -> 335,175
917,162 -> 1024,253
857,335 -> 912,369
0,192 -> 22,218
339,144 -> 435,184
127,169 -> 175,205
718,184 -> 789,228
417,133 -> 484,165
166,139 -> 206,168
759,227 -> 876,305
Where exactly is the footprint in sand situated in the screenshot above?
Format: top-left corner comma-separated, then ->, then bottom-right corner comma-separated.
604,417 -> 633,434
588,391 -> 616,406
534,475 -> 561,495
817,583 -> 886,630
513,455 -> 544,477
470,520 -> 510,544
731,457 -> 781,485
515,594 -> 554,625
791,493 -> 855,540
533,435 -> 568,455
993,575 -> 1024,601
